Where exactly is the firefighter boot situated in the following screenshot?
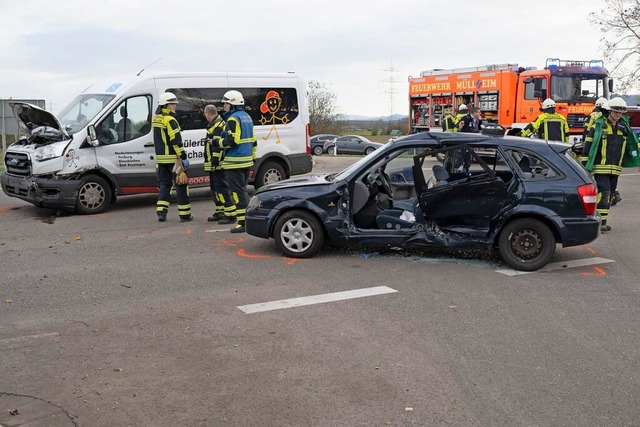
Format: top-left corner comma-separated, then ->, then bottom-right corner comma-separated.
611,191 -> 622,206
218,216 -> 237,225
230,222 -> 246,234
207,213 -> 222,222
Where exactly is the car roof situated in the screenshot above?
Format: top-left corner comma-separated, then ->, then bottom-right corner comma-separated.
390,131 -> 569,152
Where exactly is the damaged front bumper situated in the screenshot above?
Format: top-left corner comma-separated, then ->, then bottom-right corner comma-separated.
1,173 -> 81,211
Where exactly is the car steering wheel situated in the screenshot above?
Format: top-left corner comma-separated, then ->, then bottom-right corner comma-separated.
376,167 -> 394,197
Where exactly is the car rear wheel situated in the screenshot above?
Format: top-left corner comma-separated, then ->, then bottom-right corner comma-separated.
75,174 -> 112,214
312,146 -> 323,156
254,161 -> 286,188
273,210 -> 325,258
498,218 -> 555,271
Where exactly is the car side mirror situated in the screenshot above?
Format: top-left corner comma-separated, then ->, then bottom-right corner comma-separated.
87,124 -> 100,147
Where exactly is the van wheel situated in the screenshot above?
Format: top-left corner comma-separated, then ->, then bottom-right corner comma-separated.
75,175 -> 112,214
498,218 -> 555,271
255,161 -> 286,188
273,210 -> 324,258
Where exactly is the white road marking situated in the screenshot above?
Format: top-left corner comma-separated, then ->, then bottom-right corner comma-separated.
0,332 -> 61,350
205,229 -> 230,233
238,286 -> 398,314
495,257 -> 615,276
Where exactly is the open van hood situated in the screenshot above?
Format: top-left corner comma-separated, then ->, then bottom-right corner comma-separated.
10,102 -> 69,144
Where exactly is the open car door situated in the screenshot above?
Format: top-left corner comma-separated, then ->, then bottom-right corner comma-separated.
413,145 -> 508,233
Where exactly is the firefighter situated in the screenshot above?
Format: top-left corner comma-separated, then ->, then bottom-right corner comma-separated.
220,90 -> 257,234
582,97 -> 640,232
152,92 -> 192,222
203,105 -> 235,224
520,98 -> 569,142
441,104 -> 467,132
583,97 -> 607,141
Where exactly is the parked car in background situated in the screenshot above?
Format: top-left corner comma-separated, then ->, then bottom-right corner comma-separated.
310,134 -> 339,156
322,135 -> 384,155
246,132 -> 601,271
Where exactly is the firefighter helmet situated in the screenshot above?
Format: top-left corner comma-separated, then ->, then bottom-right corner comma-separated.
222,90 -> 245,106
542,98 -> 556,109
158,92 -> 179,106
595,97 -> 607,108
458,104 -> 468,112
607,97 -> 627,112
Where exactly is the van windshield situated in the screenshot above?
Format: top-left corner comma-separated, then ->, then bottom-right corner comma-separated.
57,94 -> 115,134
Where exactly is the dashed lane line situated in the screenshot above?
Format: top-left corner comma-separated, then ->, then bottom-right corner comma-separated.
238,286 -> 398,314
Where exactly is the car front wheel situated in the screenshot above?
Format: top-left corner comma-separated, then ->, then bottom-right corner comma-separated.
364,146 -> 375,155
273,210 -> 325,258
498,218 -> 555,271
313,146 -> 323,156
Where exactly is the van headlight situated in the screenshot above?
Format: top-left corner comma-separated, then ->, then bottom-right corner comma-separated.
34,152 -> 60,161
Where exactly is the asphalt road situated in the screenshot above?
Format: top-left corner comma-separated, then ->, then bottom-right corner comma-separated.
1,156 -> 640,426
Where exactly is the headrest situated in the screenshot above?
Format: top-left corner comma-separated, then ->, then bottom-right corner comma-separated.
432,164 -> 449,181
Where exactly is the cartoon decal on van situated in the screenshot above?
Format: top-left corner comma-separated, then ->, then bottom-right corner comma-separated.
65,148 -> 80,167
259,90 -> 289,144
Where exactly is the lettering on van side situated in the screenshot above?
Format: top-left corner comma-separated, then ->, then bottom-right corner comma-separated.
115,151 -> 146,167
183,138 -> 206,159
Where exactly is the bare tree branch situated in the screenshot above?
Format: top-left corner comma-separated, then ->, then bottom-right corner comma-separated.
307,81 -> 346,135
590,0 -> 640,91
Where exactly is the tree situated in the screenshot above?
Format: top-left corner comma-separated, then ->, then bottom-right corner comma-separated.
307,81 -> 345,135
590,0 -> 640,92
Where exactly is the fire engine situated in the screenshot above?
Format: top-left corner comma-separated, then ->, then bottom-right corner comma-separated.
408,58 -> 612,142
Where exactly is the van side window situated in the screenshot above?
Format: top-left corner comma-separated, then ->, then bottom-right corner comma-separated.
168,87 -> 300,130
96,95 -> 152,145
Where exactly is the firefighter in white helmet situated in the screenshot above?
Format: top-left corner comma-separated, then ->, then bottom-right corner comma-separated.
582,96 -> 640,231
441,103 -> 467,132
219,90 -> 257,233
152,92 -> 193,222
520,98 -> 570,142
583,97 -> 608,141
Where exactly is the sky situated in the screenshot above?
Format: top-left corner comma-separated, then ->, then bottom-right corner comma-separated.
0,0 -> 610,117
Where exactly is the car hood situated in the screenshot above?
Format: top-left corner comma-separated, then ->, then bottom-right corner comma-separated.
10,102 -> 69,143
257,174 -> 332,193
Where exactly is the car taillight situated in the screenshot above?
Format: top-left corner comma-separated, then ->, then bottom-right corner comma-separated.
577,183 -> 597,215
306,124 -> 311,154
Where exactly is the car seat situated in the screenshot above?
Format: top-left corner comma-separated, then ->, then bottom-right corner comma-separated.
376,165 -> 448,229
115,106 -> 133,141
518,155 -> 534,179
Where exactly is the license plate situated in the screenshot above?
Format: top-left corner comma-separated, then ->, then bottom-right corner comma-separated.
8,177 -> 28,189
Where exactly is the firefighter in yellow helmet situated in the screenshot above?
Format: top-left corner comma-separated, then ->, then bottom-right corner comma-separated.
152,92 -> 192,222
582,97 -> 640,232
520,98 -> 570,142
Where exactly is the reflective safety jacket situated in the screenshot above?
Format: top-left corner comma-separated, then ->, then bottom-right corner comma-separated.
220,108 -> 257,170
204,115 -> 226,172
583,115 -> 640,174
521,112 -> 569,142
442,113 -> 457,132
152,107 -> 186,164
582,109 -> 602,141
